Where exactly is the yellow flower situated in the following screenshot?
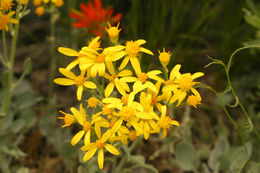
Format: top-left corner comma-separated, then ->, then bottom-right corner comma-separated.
0,11 -> 18,31
137,92 -> 160,139
169,71 -> 204,106
35,6 -> 44,17
102,93 -> 129,109
81,130 -> 120,169
53,68 -> 97,100
43,0 -> 49,3
52,0 -> 63,7
120,68 -> 164,94
105,22 -> 121,44
70,104 -> 101,145
57,110 -> 75,127
58,37 -> 101,71
103,61 -> 132,97
161,64 -> 181,101
0,0 -> 14,11
86,96 -> 101,108
33,0 -> 42,6
105,40 -> 153,73
158,48 -> 171,66
187,91 -> 201,108
154,106 -> 179,138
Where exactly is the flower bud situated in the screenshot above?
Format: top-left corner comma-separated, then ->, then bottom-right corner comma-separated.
106,22 -> 121,44
158,48 -> 171,66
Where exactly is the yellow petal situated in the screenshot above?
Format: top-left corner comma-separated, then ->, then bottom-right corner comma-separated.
10,19 -> 19,24
111,119 -> 123,134
120,77 -> 137,83
145,81 -> 157,93
105,144 -> 120,155
58,47 -> 79,56
119,57 -> 130,70
146,70 -> 162,76
109,51 -> 126,61
114,78 -> 126,95
106,61 -> 115,75
77,86 -> 83,100
54,78 -> 74,86
135,112 -> 153,120
169,64 -> 181,80
71,130 -> 85,146
130,57 -> 141,75
170,120 -> 180,126
98,149 -> 104,169
177,91 -> 187,106
105,45 -> 125,52
70,107 -> 84,125
83,81 -> 97,89
79,104 -> 87,123
83,148 -> 97,162
192,72 -> 204,79
90,65 -> 98,77
161,106 -> 167,117
117,70 -> 132,77
162,129 -> 167,138
59,68 -> 76,79
84,130 -> 91,145
136,39 -> 146,45
101,130 -> 112,143
140,47 -> 154,55
66,60 -> 79,70
97,63 -> 106,76
95,124 -> 101,139
105,82 -> 114,98
144,122 -> 150,140
81,143 -> 96,151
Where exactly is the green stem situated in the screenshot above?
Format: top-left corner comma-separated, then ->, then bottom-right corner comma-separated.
225,45 -> 260,141
47,10 -> 57,112
163,65 -> 168,80
2,30 -> 8,63
0,11 -> 20,116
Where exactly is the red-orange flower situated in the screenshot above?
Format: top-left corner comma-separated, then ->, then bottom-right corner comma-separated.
70,0 -> 122,36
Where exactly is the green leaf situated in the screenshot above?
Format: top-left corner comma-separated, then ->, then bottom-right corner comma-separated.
247,162 -> 260,173
227,145 -> 250,173
22,58 -> 32,75
129,155 -> 145,165
0,145 -> 26,159
208,135 -> 230,170
16,167 -> 29,173
175,142 -> 199,171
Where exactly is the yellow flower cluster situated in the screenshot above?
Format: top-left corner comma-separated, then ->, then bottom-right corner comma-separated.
0,0 -> 19,31
55,23 -> 204,169
33,0 -> 63,17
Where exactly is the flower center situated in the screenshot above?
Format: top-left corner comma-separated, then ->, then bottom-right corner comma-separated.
109,118 -> 117,128
83,122 -> 91,131
151,96 -> 157,105
96,139 -> 105,149
125,41 -> 140,57
87,96 -> 98,107
158,116 -> 172,129
62,114 -> 74,126
119,106 -> 135,121
1,0 -> 13,11
96,54 -> 105,63
75,75 -> 85,86
187,95 -> 200,108
138,73 -> 148,82
121,94 -> 129,105
102,105 -> 114,115
0,16 -> 9,29
165,80 -> 174,86
111,74 -> 117,81
129,130 -> 137,141
178,74 -> 193,91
